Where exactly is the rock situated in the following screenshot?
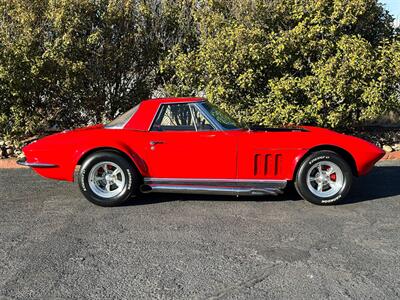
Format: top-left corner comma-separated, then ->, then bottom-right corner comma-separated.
392,143 -> 400,151
6,148 -> 13,156
383,145 -> 393,152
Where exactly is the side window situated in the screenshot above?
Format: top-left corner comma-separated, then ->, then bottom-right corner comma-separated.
151,103 -> 195,131
191,106 -> 215,131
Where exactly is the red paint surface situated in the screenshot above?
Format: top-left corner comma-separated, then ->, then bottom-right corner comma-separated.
22,98 -> 385,182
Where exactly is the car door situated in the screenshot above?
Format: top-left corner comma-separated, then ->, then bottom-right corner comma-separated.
143,102 -> 238,179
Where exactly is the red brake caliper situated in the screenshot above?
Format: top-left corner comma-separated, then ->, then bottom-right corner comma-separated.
330,172 -> 336,181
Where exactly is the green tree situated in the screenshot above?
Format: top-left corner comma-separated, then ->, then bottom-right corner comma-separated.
1,0 -> 399,142
0,0 -> 189,140
162,0 -> 400,128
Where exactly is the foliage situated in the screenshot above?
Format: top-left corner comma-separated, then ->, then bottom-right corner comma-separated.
0,0 -> 190,139
162,0 -> 400,128
0,0 -> 399,142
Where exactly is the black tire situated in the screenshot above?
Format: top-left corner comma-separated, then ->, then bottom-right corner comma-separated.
294,150 -> 353,205
78,151 -> 140,207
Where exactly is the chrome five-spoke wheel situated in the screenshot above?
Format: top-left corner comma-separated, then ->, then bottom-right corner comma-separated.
306,161 -> 344,198
79,151 -> 140,206
295,150 -> 352,205
88,161 -> 126,198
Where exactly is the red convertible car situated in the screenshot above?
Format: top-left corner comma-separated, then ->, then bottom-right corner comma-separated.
18,97 -> 384,206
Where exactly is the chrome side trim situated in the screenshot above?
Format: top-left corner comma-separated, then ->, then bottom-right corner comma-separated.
144,177 -> 287,189
141,184 -> 284,196
17,158 -> 58,168
142,178 -> 287,196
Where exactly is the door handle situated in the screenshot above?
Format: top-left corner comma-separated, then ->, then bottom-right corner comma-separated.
150,141 -> 164,146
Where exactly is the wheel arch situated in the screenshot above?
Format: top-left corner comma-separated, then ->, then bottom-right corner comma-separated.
76,146 -> 147,177
294,145 -> 358,178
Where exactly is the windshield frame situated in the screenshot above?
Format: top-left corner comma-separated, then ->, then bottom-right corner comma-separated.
196,101 -> 242,131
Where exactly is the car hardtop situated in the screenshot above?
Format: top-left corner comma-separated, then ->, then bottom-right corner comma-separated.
121,97 -> 208,131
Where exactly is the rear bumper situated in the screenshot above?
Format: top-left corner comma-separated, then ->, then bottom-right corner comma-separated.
17,157 -> 58,168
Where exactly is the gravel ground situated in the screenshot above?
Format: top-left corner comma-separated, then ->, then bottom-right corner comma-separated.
0,161 -> 400,299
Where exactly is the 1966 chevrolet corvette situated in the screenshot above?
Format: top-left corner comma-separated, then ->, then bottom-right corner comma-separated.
18,97 -> 385,206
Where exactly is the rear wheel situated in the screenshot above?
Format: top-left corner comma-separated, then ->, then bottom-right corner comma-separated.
78,151 -> 140,206
294,151 -> 353,205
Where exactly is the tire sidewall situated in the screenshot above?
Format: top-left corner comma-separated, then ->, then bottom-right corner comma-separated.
79,152 -> 136,206
295,151 -> 352,205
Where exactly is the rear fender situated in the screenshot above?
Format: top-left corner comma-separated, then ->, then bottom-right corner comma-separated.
73,143 -> 148,181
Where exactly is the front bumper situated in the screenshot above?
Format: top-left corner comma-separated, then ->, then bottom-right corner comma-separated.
17,157 -> 58,168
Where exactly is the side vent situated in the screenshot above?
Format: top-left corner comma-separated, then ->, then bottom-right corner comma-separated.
274,154 -> 282,176
253,154 -> 260,176
264,154 -> 271,175
254,153 -> 282,177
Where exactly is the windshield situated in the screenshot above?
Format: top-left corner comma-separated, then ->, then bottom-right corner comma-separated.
200,102 -> 241,130
105,104 -> 140,128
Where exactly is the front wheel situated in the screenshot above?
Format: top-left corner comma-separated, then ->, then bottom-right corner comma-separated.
78,151 -> 140,207
294,151 -> 353,205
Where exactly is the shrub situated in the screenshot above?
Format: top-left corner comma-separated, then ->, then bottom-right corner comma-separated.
162,0 -> 400,129
0,0 -> 188,140
0,0 -> 399,142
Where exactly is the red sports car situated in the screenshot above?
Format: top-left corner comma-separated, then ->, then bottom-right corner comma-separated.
18,97 -> 384,206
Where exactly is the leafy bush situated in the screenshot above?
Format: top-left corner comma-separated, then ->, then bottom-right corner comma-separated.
0,0 -> 399,142
162,0 -> 400,129
0,0 -> 189,140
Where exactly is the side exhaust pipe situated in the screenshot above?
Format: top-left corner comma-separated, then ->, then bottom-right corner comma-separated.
140,184 -> 283,196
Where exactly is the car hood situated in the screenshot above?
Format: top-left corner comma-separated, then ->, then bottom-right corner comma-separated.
245,125 -> 382,154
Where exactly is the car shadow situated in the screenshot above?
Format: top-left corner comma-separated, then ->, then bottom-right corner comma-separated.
340,165 -> 400,205
123,165 -> 400,206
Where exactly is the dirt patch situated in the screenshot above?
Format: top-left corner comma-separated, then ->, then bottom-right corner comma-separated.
382,151 -> 400,160
0,158 -> 24,169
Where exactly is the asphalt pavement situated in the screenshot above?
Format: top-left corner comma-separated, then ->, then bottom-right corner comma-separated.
0,161 -> 400,299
